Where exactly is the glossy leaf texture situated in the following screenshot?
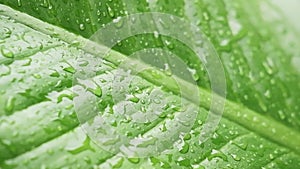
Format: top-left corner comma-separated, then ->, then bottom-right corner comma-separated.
0,0 -> 299,169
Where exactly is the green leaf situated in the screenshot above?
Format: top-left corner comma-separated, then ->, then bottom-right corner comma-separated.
0,0 -> 300,169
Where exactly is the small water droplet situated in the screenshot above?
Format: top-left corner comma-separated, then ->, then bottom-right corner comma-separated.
128,157 -> 140,164
179,142 -> 189,154
208,149 -> 228,161
40,0 -> 50,8
5,96 -> 16,115
88,85 -> 102,97
153,31 -> 159,38
165,40 -> 174,49
0,65 -> 11,76
63,66 -> 76,74
33,74 -> 41,79
17,0 -> 22,7
1,46 -> 14,58
79,24 -> 85,31
112,158 -> 124,168
129,96 -> 140,103
49,70 -> 60,77
230,154 -> 241,161
278,110 -> 286,120
106,4 -> 115,18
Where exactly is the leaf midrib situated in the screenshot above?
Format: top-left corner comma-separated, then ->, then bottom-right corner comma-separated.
0,3 -> 300,158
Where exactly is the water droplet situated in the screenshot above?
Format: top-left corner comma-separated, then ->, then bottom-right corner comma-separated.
129,96 -> 140,103
153,31 -> 159,38
208,149 -> 228,161
278,110 -> 286,120
264,90 -> 271,98
22,58 -> 32,66
78,60 -> 89,67
88,85 -> 102,97
230,154 -> 241,161
113,17 -> 124,29
232,141 -> 248,150
79,24 -> 85,31
63,66 -> 76,74
106,4 -> 115,18
5,96 -> 16,115
40,0 -> 50,8
165,40 -> 174,49
33,74 -> 41,79
57,93 -> 75,103
128,157 -> 140,164
203,12 -> 210,21
179,143 -> 189,154
50,70 -> 60,77
2,28 -> 12,38
112,158 -> 124,168
164,63 -> 172,76
67,137 -> 94,154
0,65 -> 11,76
17,0 -> 22,6
1,46 -> 14,58
183,133 -> 192,140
